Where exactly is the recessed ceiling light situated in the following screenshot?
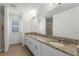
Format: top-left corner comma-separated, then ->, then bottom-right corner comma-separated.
52,3 -> 56,5
58,3 -> 62,5
50,3 -> 56,6
10,4 -> 16,7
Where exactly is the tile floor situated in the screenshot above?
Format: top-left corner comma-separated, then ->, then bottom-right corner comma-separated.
0,44 -> 33,56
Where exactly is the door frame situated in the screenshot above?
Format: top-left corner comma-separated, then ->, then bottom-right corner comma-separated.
4,7 -> 23,52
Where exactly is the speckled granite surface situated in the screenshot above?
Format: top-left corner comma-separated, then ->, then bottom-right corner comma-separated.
25,34 -> 79,56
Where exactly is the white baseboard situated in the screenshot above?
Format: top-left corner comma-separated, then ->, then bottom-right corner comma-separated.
0,48 -> 4,52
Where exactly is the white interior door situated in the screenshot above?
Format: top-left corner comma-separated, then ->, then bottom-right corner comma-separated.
9,14 -> 22,45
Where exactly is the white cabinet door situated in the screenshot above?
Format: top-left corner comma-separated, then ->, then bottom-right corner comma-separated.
25,36 -> 30,47
28,38 -> 35,54
28,37 -> 40,56
24,36 -> 39,55
39,41 -> 69,56
32,39 -> 40,56
24,37 -> 28,46
25,36 -> 33,51
27,38 -> 33,51
39,42 -> 51,56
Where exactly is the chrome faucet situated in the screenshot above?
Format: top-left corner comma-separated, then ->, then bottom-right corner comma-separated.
59,39 -> 63,43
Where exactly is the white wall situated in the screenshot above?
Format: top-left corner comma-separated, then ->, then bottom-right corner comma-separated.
22,11 -> 46,35
22,13 -> 31,33
53,6 -> 79,40
22,11 -> 38,33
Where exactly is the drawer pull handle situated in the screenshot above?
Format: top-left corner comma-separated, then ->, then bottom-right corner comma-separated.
35,45 -> 38,50
29,41 -> 31,44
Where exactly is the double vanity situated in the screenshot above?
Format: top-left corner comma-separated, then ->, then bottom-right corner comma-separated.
24,33 -> 79,56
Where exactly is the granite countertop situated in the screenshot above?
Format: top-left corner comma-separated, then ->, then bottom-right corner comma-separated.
25,34 -> 78,56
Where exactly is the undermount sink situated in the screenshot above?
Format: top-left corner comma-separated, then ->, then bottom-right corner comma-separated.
49,42 -> 65,47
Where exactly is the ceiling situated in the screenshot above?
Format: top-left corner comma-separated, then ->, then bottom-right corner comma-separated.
47,3 -> 79,16
0,3 -> 54,16
0,3 -> 52,10
0,3 -> 79,17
